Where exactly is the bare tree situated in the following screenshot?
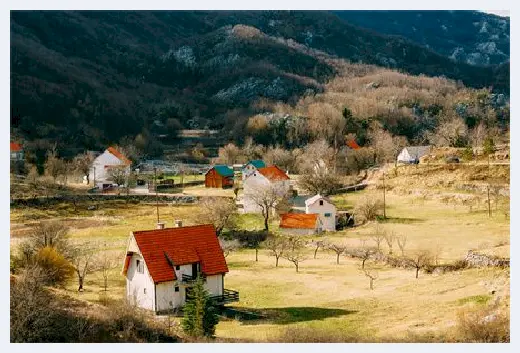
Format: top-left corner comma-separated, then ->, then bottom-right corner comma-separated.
384,231 -> 396,255
397,235 -> 408,257
70,243 -> 97,292
99,245 -> 120,292
363,268 -> 379,290
44,146 -> 66,184
247,182 -> 289,231
263,235 -> 288,267
310,239 -> 327,259
429,117 -> 468,147
108,166 -> 127,186
241,231 -> 268,262
409,250 -> 434,279
370,224 -> 386,252
355,196 -> 384,223
283,247 -> 307,273
73,152 -> 95,185
198,197 -> 237,235
327,242 -> 348,264
358,240 -> 377,269
29,221 -> 70,254
297,172 -> 343,196
219,238 -> 240,258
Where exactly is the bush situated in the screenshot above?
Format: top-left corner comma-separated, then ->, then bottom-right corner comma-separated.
355,196 -> 384,222
33,247 -> 75,286
182,275 -> 219,338
457,307 -> 509,342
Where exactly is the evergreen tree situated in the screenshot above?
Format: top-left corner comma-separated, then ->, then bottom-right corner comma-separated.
181,273 -> 219,338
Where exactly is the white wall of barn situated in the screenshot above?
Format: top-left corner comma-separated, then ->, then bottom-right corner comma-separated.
306,199 -> 337,231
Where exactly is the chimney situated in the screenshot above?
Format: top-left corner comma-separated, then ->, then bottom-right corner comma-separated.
156,222 -> 166,230
174,220 -> 183,228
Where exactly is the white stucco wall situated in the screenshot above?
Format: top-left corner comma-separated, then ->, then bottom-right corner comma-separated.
89,150 -> 130,188
243,173 -> 290,213
279,227 -> 318,236
126,253 -> 156,311
204,274 -> 224,296
242,164 -> 258,180
306,198 -> 337,231
397,149 -> 411,163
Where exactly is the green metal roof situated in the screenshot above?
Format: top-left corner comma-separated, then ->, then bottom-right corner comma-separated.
246,160 -> 266,169
213,165 -> 235,177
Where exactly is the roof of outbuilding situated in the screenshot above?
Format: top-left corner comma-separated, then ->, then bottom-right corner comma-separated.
257,165 -> 289,181
210,165 -> 235,177
131,224 -> 228,283
107,146 -> 132,166
10,142 -> 22,152
280,213 -> 319,229
401,146 -> 431,158
245,160 -> 266,169
305,194 -> 333,207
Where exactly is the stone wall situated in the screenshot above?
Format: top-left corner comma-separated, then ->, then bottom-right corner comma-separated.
464,250 -> 510,268
11,194 -> 200,207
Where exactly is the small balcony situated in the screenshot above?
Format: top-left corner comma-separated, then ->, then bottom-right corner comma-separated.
181,274 -> 205,285
210,289 -> 240,305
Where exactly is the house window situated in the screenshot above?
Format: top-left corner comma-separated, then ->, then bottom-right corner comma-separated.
136,259 -> 144,273
176,265 -> 180,270
175,286 -> 179,292
144,288 -> 147,294
319,200 -> 324,206
324,213 -> 332,217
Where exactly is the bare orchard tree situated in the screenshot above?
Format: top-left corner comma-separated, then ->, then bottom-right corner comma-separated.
358,240 -> 377,270
99,245 -> 121,292
408,250 -> 434,279
363,268 -> 379,290
198,197 -> 237,236
283,245 -> 307,273
263,235 -> 288,267
397,235 -> 408,257
70,242 -> 98,292
44,146 -> 66,184
428,116 -> 468,147
219,238 -> 240,258
355,196 -> 384,223
384,231 -> 396,255
370,224 -> 386,252
73,152 -> 95,184
248,182 -> 289,231
310,239 -> 327,259
327,241 -> 348,265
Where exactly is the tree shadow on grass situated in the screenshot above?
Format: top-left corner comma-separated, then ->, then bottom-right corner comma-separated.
221,306 -> 356,325
377,216 -> 424,224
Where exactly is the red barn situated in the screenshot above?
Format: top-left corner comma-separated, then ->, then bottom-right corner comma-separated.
205,165 -> 235,188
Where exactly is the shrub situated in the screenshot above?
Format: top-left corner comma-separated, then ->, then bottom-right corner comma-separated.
34,246 -> 75,286
457,307 -> 509,342
182,275 -> 219,338
355,196 -> 384,222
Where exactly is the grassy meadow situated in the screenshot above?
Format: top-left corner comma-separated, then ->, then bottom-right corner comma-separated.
10,186 -> 509,342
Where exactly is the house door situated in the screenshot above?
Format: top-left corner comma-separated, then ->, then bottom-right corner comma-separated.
192,263 -> 199,277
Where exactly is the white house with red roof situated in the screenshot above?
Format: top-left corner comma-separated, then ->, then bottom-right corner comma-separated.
10,142 -> 24,162
305,194 -> 337,231
89,146 -> 131,189
122,223 -> 237,313
242,165 -> 291,213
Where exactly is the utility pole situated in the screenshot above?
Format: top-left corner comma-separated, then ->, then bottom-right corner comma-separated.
154,167 -> 160,223
382,171 -> 386,219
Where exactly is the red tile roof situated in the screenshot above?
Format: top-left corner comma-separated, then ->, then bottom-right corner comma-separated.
280,213 -> 319,229
10,142 -> 22,152
132,224 -> 228,283
122,253 -> 133,276
107,146 -> 131,166
258,165 -> 289,181
346,139 -> 360,150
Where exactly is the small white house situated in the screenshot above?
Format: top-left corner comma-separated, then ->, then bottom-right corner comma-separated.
242,160 -> 266,180
242,165 -> 291,213
279,213 -> 323,236
305,194 -> 337,231
122,223 -> 237,313
397,146 -> 431,164
10,142 -> 24,162
89,146 -> 131,189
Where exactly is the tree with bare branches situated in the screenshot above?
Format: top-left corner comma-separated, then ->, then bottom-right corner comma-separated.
198,197 -> 237,235
408,250 -> 434,279
218,239 -> 240,258
99,244 -> 121,292
327,242 -> 348,264
283,246 -> 307,273
247,182 -> 289,231
44,146 -> 66,184
73,152 -> 95,185
384,231 -> 396,255
358,240 -> 378,270
70,243 -> 97,291
310,239 -> 327,259
370,224 -> 386,252
108,166 -> 128,186
363,268 -> 379,290
28,221 -> 70,255
263,235 -> 288,267
397,235 -> 408,257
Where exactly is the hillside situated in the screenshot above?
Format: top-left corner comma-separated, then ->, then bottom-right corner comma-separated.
334,10 -> 510,66
10,11 -> 510,156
